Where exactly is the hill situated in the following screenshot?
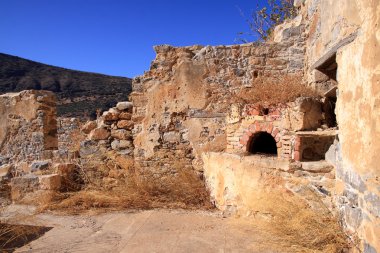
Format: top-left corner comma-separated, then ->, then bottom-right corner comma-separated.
0,53 -> 132,117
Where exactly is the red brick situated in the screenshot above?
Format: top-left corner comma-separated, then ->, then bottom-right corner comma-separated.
275,135 -> 280,142
246,130 -> 253,137
272,128 -> 279,137
294,151 -> 301,161
255,122 -> 262,131
276,142 -> 282,148
240,134 -> 250,145
266,123 -> 274,133
248,124 -> 256,133
295,136 -> 301,146
270,110 -> 281,116
249,109 -> 260,116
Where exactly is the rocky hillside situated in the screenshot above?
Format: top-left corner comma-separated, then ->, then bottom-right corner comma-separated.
0,53 -> 132,117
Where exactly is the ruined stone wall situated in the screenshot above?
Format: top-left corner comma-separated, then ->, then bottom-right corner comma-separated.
302,0 -> 380,251
226,98 -> 324,160
131,27 -> 306,175
0,90 -> 57,166
203,151 -> 336,216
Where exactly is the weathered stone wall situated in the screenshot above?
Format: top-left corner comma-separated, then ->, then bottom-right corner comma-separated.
56,117 -> 83,160
302,0 -> 380,251
226,98 -> 324,160
203,152 -> 335,215
131,25 -> 306,175
0,90 -> 57,166
80,102 -> 135,158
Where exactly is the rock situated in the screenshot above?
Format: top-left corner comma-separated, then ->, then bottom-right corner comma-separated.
163,131 -> 181,143
111,140 -> 120,150
54,163 -> 76,177
119,140 -> 133,148
117,120 -> 134,130
111,129 -> 131,140
119,112 -> 132,120
15,162 -> 30,174
30,161 -> 50,173
301,161 -> 334,173
0,164 -> 12,178
81,121 -> 97,134
116,101 -> 133,111
113,155 -> 134,170
293,0 -> 303,7
103,110 -> 119,121
364,192 -> 380,217
89,127 -> 110,140
80,140 -> 100,157
10,175 -> 39,201
38,174 -> 61,190
325,141 -> 337,166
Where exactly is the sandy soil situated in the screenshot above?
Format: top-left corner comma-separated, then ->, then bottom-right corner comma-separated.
0,205 -> 284,253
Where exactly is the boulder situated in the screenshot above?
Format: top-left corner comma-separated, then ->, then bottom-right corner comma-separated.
163,131 -> 181,143
0,164 -> 12,178
111,140 -> 120,150
103,110 -> 119,121
301,161 -> 334,173
111,129 -> 131,140
117,120 -> 134,130
30,161 -> 50,173
38,174 -> 61,190
116,101 -> 133,111
10,175 -> 39,201
80,140 -> 101,157
119,140 -> 133,149
119,112 -> 132,120
81,121 -> 97,134
54,163 -> 76,178
89,127 -> 110,140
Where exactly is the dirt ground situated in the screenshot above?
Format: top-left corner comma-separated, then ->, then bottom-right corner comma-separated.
0,205 -> 291,253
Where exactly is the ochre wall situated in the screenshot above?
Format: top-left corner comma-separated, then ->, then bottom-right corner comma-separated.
304,0 -> 380,251
0,90 -> 57,165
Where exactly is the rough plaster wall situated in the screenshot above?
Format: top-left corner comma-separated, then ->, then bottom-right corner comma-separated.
132,34 -> 306,174
304,0 -> 380,251
0,90 -> 57,165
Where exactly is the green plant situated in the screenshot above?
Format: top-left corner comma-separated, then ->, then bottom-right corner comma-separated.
238,0 -> 298,42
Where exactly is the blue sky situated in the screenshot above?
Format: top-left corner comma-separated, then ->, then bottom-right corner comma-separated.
0,0 -> 266,77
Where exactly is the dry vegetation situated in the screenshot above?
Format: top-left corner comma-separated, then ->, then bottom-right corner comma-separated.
0,223 -> 51,252
237,74 -> 319,105
38,158 -> 213,214
242,188 -> 352,253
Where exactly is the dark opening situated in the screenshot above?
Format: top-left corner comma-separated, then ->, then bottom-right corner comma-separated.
317,54 -> 337,81
323,95 -> 337,127
262,108 -> 269,115
248,131 -> 277,155
316,53 -> 338,128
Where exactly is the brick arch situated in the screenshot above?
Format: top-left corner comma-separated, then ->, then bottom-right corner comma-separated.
239,122 -> 282,152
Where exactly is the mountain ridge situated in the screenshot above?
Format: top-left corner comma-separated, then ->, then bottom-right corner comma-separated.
0,53 -> 133,118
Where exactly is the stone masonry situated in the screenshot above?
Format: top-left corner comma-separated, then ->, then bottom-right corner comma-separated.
0,90 -> 57,166
130,22 -> 306,176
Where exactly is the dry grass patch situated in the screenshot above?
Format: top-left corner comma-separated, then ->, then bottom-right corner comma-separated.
39,164 -> 214,214
0,223 -> 51,252
238,74 -> 318,105
243,187 -> 353,253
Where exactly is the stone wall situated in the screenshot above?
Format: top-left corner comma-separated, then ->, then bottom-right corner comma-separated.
80,101 -> 135,159
203,152 -> 335,215
226,97 -> 325,160
0,90 -> 57,166
301,0 -> 380,251
130,24 -> 306,175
